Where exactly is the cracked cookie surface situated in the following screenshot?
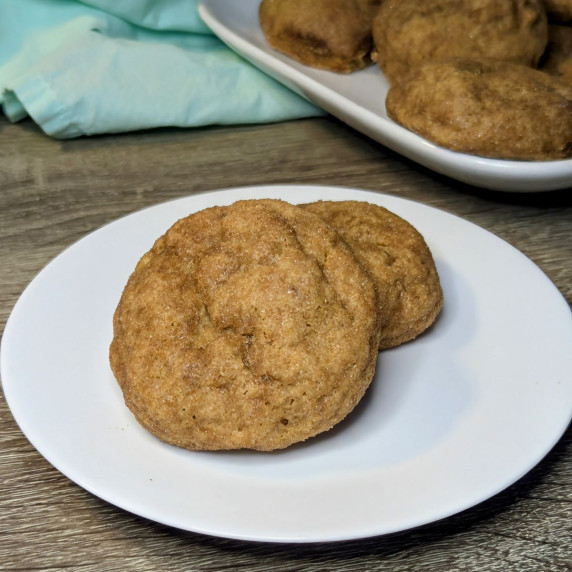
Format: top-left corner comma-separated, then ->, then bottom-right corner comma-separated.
303,200 -> 443,349
110,199 -> 382,451
260,0 -> 381,73
372,0 -> 547,84
386,58 -> 572,160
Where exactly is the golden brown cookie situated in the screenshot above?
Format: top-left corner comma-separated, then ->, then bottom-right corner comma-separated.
541,24 -> 572,84
110,199 -> 382,451
372,0 -> 548,84
386,58 -> 572,160
543,0 -> 572,22
259,0 -> 381,73
302,200 -> 443,350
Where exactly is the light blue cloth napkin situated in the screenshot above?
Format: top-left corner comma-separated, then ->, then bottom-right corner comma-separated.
0,0 -> 323,138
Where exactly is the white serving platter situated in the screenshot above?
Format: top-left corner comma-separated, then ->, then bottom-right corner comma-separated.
198,0 -> 572,192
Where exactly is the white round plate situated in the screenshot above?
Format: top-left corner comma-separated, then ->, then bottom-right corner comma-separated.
2,185 -> 571,543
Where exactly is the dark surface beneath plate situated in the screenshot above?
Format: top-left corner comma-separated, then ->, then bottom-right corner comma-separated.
1,114 -> 571,571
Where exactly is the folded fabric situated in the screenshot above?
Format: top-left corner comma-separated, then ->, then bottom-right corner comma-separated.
0,0 -> 323,138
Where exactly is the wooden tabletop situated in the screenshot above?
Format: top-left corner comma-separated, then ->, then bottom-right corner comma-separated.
1,114 -> 570,571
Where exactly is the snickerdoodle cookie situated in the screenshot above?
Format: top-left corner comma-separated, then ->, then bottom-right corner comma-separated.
543,0 -> 572,23
541,24 -> 572,84
110,199 -> 382,451
303,200 -> 443,349
386,58 -> 572,160
260,0 -> 381,73
372,0 -> 548,84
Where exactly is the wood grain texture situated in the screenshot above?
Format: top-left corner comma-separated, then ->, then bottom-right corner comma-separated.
1,115 -> 571,572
